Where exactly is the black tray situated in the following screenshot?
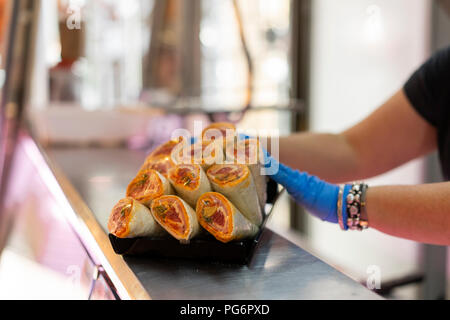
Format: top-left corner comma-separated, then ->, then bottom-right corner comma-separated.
109,179 -> 283,264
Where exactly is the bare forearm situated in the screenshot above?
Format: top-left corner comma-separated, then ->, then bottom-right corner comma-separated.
273,90 -> 436,184
276,132 -> 360,183
366,183 -> 450,245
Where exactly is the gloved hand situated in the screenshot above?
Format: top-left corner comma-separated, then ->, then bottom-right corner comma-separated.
264,152 -> 350,228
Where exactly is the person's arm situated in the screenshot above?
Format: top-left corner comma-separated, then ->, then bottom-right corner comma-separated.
365,183 -> 450,245
267,47 -> 450,245
276,89 -> 437,183
267,154 -> 450,245
266,90 -> 445,245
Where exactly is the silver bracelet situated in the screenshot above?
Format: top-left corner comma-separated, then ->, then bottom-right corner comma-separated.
346,182 -> 369,231
337,185 -> 345,230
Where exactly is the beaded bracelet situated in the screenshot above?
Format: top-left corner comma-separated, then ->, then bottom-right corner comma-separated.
346,182 -> 369,231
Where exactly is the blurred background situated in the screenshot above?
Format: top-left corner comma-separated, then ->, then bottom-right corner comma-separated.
0,0 -> 449,299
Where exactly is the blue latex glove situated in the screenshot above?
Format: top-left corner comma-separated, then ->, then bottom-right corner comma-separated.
264,152 -> 350,228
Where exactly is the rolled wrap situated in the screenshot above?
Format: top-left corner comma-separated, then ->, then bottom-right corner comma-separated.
108,197 -> 166,238
202,122 -> 236,150
225,138 -> 267,210
168,164 -> 212,208
126,169 -> 173,207
206,164 -> 263,226
151,195 -> 201,241
202,122 -> 236,139
196,192 -> 258,243
139,156 -> 176,178
139,138 -> 182,177
171,139 -> 224,171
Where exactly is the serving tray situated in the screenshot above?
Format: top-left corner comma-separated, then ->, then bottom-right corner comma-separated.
109,178 -> 283,265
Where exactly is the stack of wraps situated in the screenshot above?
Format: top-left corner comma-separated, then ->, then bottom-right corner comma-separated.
107,122 -> 273,245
